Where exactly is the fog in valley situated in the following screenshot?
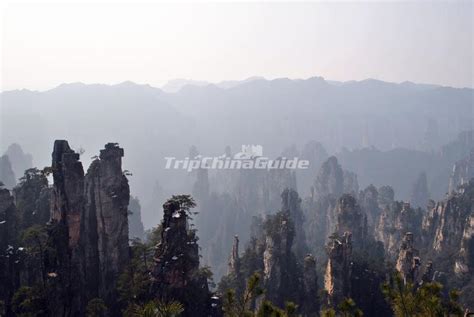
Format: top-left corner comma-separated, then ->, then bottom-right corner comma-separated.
1,2 -> 473,316
1,77 -> 473,280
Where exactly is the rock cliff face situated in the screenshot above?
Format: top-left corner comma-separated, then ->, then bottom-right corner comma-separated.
192,167 -> 210,203
423,193 -> 470,255
334,194 -> 367,244
323,185 -> 389,315
314,156 -> 344,201
377,185 -> 395,208
449,150 -> 474,194
48,141 -> 85,315
219,208 -> 318,315
313,156 -> 359,200
196,191 -> 242,282
324,232 -> 352,307
4,143 -> 33,181
262,212 -> 300,307
220,234 -> 245,296
151,197 -> 210,316
280,188 -> 307,258
48,140 -> 130,315
233,160 -> 297,217
84,143 -> 130,310
298,140 -> 328,193
359,185 -> 381,233
422,180 -> 474,275
421,261 -> 434,284
456,214 -> 474,274
50,140 -> 85,248
196,156 -> 297,282
302,254 -> 319,315
0,155 -> 16,189
303,193 -> 337,258
343,170 -> 359,197
228,235 -> 240,276
410,172 -> 430,209
376,201 -> 422,259
306,157 -> 362,258
396,232 -> 421,284
128,196 -> 145,240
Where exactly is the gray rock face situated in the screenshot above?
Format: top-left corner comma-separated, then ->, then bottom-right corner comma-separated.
153,202 -> 199,288
49,140 -> 130,314
51,140 -> 85,249
334,194 -> 367,244
197,158 -> 297,282
220,210 -> 316,313
299,140 -> 328,193
314,156 -> 344,201
151,197 -> 210,316
376,201 -> 422,259
48,140 -> 85,315
422,182 -> 474,277
261,211 -> 301,308
359,185 -> 381,232
322,186 -> 391,314
421,261 -> 434,283
377,185 -> 395,208
324,232 -> 352,307
192,167 -> 210,202
0,155 -> 16,189
396,232 -> 421,284
456,214 -> 474,275
263,213 -> 294,298
303,193 -> 337,257
410,172 -> 430,209
423,196 -> 470,254
128,196 -> 145,240
228,235 -> 240,276
343,170 -> 359,196
449,150 -> 474,194
302,254 -> 319,314
84,142 -> 130,309
281,188 -> 307,258
236,161 -> 297,216
307,157 -> 361,253
4,143 -> 33,181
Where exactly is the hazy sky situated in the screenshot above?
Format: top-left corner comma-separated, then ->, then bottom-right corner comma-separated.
1,1 -> 473,91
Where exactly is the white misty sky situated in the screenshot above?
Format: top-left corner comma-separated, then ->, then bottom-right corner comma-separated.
0,0 -> 473,91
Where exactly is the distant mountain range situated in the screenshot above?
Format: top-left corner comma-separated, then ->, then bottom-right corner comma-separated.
160,76 -> 266,92
1,76 -> 473,225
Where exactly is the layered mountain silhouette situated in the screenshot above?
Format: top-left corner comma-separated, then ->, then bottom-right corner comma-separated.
1,76 -> 473,224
